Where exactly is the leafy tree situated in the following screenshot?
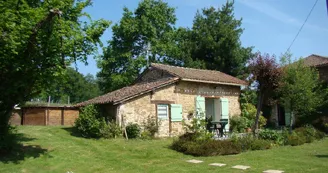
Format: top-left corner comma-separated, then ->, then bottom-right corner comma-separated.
0,1 -> 110,138
249,53 -> 282,134
97,0 -> 177,92
36,68 -> 101,104
278,55 -> 325,132
173,1 -> 253,77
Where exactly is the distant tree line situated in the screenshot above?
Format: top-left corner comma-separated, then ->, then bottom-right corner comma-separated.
33,68 -> 101,104
97,0 -> 253,93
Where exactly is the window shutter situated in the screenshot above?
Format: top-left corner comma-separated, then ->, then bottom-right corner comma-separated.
171,104 -> 182,122
195,96 -> 206,118
285,107 -> 291,126
220,98 -> 229,131
157,104 -> 168,119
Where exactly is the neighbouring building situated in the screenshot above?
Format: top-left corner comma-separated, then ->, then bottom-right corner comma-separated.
268,54 -> 328,127
76,63 -> 247,137
10,104 -> 79,126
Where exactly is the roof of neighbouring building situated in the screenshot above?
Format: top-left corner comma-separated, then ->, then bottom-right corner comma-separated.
151,63 -> 247,86
302,54 -> 328,67
76,63 -> 247,106
22,102 -> 76,108
75,77 -> 179,106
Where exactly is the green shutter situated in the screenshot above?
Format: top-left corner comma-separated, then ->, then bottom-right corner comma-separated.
195,96 -> 206,118
285,107 -> 291,126
220,98 -> 229,131
171,104 -> 182,122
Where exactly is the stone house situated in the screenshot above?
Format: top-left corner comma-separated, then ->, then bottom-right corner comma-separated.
269,54 -> 328,127
76,63 -> 247,137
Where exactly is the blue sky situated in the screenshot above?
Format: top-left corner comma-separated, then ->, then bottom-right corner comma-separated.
75,0 -> 328,76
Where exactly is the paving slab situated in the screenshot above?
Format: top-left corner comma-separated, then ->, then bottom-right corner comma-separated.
209,163 -> 226,167
263,170 -> 284,173
231,165 -> 250,170
186,159 -> 203,163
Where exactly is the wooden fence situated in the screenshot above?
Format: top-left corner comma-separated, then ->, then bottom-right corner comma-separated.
10,106 -> 79,126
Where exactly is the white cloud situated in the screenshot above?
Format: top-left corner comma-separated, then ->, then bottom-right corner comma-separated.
238,0 -> 328,32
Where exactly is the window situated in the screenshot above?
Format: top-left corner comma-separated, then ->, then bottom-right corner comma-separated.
157,104 -> 168,119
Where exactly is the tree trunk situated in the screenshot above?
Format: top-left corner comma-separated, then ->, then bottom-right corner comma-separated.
0,104 -> 14,138
289,110 -> 294,133
253,91 -> 264,137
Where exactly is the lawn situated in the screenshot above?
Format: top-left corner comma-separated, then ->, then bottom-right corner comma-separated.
1,126 -> 328,173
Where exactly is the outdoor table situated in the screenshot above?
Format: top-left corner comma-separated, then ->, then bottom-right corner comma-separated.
211,119 -> 228,137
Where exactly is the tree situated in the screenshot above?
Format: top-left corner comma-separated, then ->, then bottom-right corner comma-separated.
97,0 -> 177,93
249,53 -> 282,134
174,1 -> 253,77
36,68 -> 101,104
0,0 -> 110,138
278,55 -> 324,132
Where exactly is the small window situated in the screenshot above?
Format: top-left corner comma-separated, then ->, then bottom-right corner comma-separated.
157,104 -> 168,119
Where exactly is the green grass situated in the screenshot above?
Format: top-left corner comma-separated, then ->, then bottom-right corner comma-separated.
1,126 -> 328,173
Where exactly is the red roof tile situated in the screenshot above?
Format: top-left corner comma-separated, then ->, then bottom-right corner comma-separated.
302,54 -> 328,67
75,77 -> 179,106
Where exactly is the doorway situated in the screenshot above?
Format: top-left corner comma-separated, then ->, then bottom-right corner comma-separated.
205,98 -> 221,121
277,105 -> 286,126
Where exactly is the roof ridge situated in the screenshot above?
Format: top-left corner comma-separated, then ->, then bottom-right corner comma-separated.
311,54 -> 328,59
151,63 -> 230,75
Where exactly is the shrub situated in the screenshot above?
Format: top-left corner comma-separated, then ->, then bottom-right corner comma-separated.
142,116 -> 159,138
294,125 -> 325,142
182,115 -> 213,141
286,132 -> 306,146
230,116 -> 247,132
231,134 -> 272,151
250,139 -> 271,150
258,129 -> 287,145
75,105 -> 104,138
241,103 -> 267,128
125,123 -> 141,139
140,131 -> 153,140
315,130 -> 326,140
178,132 -> 200,141
231,134 -> 254,151
294,125 -> 317,143
171,137 -> 241,156
100,121 -> 122,139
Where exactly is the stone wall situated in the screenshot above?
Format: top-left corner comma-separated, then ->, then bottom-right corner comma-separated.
10,109 -> 22,125
317,66 -> 328,83
116,80 -> 241,137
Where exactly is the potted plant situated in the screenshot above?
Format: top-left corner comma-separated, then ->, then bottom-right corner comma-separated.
245,118 -> 254,133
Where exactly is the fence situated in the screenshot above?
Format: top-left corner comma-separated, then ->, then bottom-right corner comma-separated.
10,106 -> 79,126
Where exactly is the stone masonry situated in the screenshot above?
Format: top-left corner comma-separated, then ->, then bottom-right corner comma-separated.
117,81 -> 241,137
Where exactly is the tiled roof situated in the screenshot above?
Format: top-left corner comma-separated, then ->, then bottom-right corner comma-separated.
302,54 -> 328,67
76,63 -> 246,106
151,63 -> 247,85
75,77 -> 179,106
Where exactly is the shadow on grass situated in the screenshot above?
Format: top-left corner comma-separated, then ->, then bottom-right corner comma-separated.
316,155 -> 328,158
61,126 -> 82,138
0,133 -> 49,164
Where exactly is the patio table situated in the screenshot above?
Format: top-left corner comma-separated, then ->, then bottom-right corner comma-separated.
211,119 -> 228,138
